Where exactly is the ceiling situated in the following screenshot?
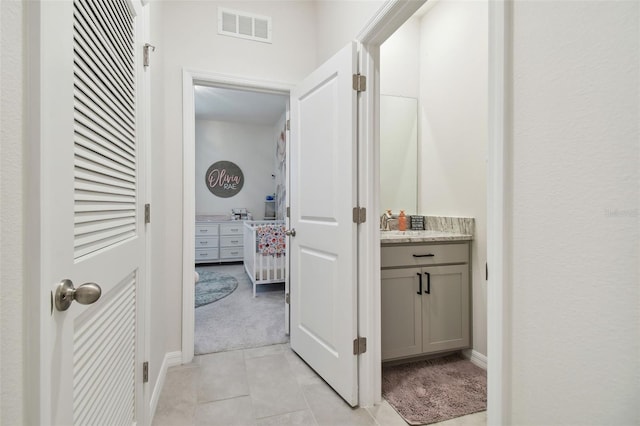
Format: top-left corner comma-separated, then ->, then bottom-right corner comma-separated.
194,85 -> 288,125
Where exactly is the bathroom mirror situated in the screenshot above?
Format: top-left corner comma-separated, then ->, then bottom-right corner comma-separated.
380,95 -> 418,215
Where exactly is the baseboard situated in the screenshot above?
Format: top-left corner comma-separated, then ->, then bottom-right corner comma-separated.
149,351 -> 182,422
463,349 -> 487,370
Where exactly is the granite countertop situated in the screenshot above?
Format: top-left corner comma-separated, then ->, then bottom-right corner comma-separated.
380,230 -> 473,243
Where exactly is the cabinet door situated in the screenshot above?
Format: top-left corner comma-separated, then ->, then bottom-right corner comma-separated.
422,265 -> 470,353
381,268 -> 423,360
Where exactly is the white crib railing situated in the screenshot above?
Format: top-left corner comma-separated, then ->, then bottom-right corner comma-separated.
243,220 -> 286,297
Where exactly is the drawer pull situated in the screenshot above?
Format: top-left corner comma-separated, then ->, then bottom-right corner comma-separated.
416,273 -> 423,295
424,272 -> 431,294
413,254 -> 435,258
200,229 -> 209,233
199,241 -> 208,245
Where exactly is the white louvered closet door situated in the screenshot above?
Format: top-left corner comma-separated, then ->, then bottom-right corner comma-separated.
39,0 -> 147,424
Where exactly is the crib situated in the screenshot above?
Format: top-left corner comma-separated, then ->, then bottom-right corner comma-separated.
243,220 -> 287,297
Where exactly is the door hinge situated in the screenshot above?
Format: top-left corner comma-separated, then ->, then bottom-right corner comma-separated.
143,43 -> 156,68
145,203 -> 151,224
286,206 -> 290,218
143,361 -> 149,383
286,119 -> 290,130
285,293 -> 290,304
353,337 -> 367,355
352,207 -> 366,224
352,74 -> 367,92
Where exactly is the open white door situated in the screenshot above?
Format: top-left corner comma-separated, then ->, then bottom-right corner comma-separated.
37,0 -> 147,424
285,100 -> 291,335
289,42 -> 359,406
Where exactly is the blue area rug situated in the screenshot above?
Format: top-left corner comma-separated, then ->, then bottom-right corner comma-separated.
195,270 -> 238,308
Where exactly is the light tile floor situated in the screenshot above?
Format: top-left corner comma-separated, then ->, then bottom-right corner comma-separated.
152,343 -> 486,426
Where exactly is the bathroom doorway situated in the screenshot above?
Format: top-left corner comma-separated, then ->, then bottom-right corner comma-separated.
377,1 -> 489,424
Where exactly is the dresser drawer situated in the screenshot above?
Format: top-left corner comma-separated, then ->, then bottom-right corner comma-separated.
195,248 -> 219,262
220,222 -> 243,235
220,235 -> 243,248
195,224 -> 219,236
195,236 -> 218,248
381,243 -> 468,268
220,247 -> 243,259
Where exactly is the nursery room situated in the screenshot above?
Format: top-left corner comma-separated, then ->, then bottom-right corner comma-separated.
193,84 -> 289,355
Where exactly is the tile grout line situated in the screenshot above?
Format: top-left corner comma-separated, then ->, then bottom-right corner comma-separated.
238,347 -> 260,423
298,379 -> 320,426
279,345 -> 319,425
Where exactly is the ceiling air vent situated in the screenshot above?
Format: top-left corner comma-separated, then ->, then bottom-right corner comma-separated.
218,8 -> 272,44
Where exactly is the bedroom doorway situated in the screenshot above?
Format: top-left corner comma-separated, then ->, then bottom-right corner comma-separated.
183,76 -> 292,358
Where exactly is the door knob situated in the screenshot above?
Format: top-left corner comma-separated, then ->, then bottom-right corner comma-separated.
285,228 -> 296,237
55,279 -> 102,311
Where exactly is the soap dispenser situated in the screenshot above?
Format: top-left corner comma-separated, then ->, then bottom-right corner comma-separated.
380,209 -> 392,231
398,210 -> 407,231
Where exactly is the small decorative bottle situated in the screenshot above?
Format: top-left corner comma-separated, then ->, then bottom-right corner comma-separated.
398,210 -> 407,231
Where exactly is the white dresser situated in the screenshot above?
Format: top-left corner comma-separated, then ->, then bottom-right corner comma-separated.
195,216 -> 244,263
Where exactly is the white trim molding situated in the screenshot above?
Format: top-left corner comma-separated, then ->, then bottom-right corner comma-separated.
181,69 -> 293,365
149,351 -> 182,423
464,349 -> 488,371
487,0 -> 511,424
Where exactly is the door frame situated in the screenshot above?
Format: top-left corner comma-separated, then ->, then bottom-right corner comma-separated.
354,0 -> 510,422
181,70 -> 293,363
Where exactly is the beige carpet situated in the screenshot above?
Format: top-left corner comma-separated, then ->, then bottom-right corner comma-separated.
194,264 -> 288,355
382,354 -> 486,425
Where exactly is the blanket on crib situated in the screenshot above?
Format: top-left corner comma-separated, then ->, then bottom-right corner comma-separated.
256,224 -> 286,255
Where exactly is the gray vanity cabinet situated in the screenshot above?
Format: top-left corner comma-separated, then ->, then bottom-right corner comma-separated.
381,242 -> 470,361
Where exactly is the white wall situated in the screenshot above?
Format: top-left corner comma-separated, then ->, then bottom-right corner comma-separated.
508,1 -> 639,423
314,0 -> 385,65
149,0 -> 317,379
418,0 -> 488,356
0,1 -> 25,424
195,120 -> 277,218
380,17 -> 420,99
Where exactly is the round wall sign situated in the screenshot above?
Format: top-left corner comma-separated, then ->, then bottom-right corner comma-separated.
205,161 -> 244,198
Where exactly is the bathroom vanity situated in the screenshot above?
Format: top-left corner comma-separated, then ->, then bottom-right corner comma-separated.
195,215 -> 244,263
381,230 -> 472,361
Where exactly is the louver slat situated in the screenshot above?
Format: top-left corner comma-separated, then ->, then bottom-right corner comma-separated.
74,68 -> 135,134
73,273 -> 136,426
74,94 -> 136,154
85,0 -> 134,68
73,0 -> 136,260
75,0 -> 134,93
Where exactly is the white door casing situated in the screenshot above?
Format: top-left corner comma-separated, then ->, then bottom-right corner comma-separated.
289,42 -> 359,406
181,71 -> 293,364
37,0 -> 147,424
